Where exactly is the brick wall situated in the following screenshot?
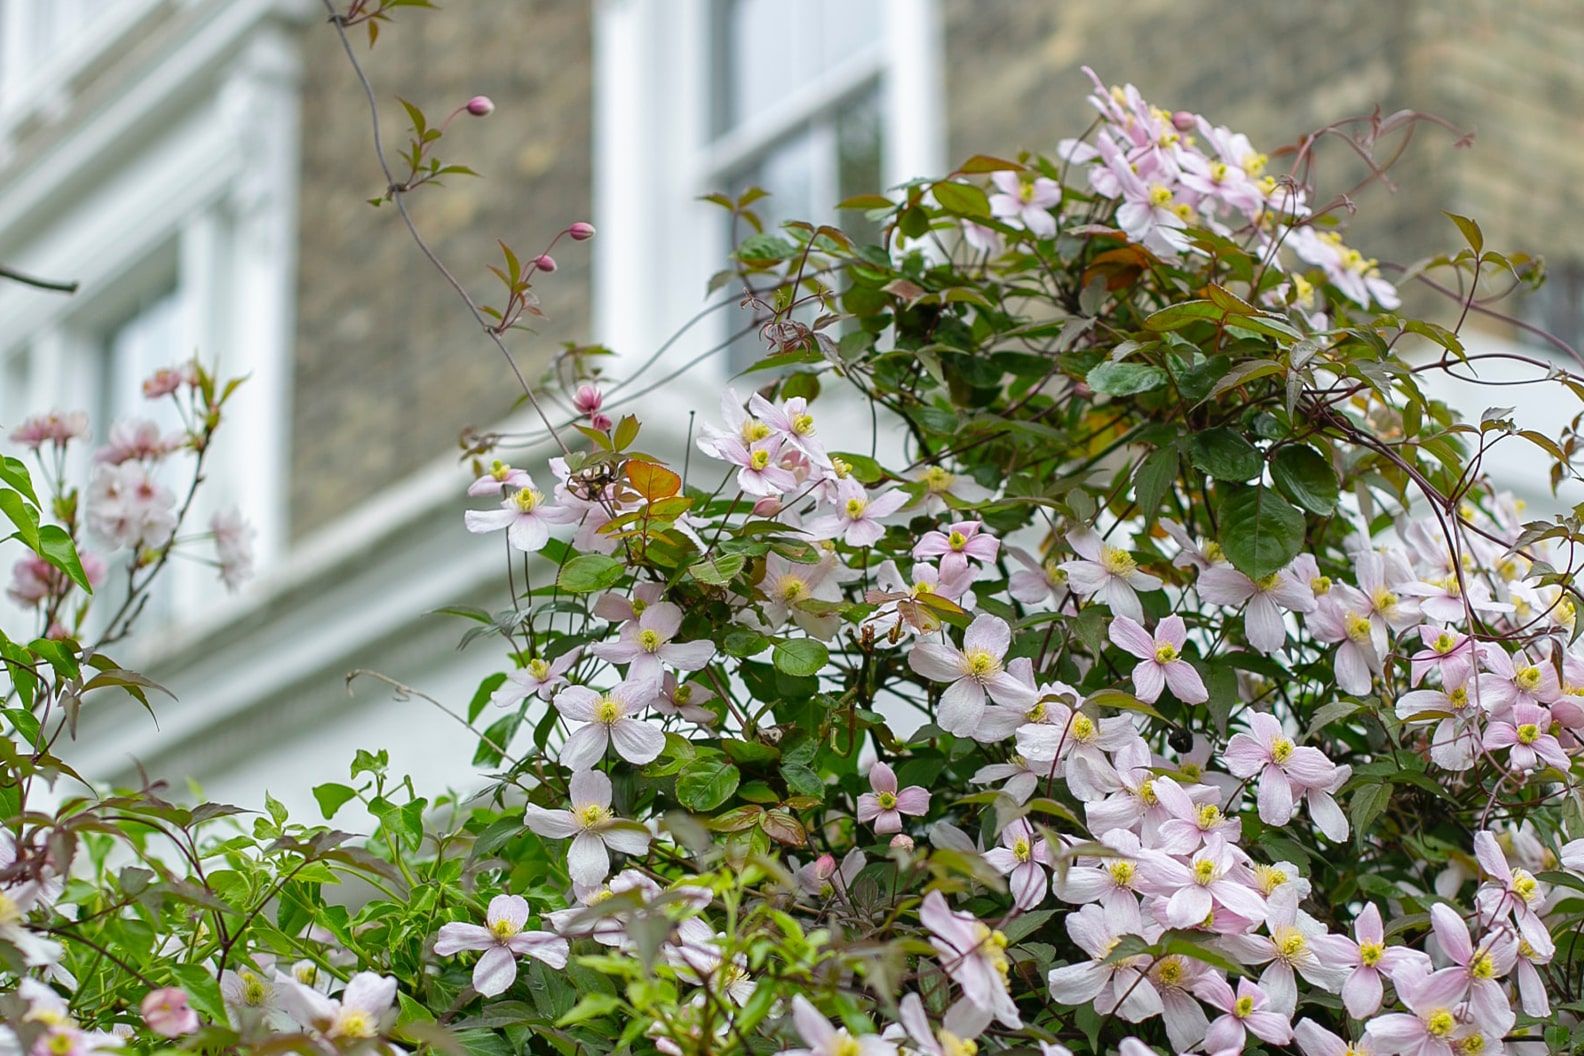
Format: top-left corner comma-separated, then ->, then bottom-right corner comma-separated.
940,0 -> 1583,313
289,0 -> 593,536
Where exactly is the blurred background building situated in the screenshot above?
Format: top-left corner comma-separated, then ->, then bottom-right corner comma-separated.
1,0 -> 1580,813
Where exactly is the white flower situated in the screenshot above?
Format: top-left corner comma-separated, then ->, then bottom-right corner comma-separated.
523,770 -> 652,887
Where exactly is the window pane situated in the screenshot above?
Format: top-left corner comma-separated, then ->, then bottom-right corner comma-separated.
100,286 -> 181,431
714,0 -> 884,134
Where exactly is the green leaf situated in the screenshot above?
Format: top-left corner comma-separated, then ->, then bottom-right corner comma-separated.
735,233 -> 797,263
1270,444 -> 1339,515
313,783 -> 359,820
771,638 -> 829,678
676,757 -> 740,812
1444,211 -> 1483,255
688,553 -> 745,586
556,554 -> 625,593
37,525 -> 91,592
932,180 -> 992,220
1350,781 -> 1392,843
1187,428 -> 1262,482
0,457 -> 39,506
1087,361 -> 1166,396
1305,700 -> 1361,740
1216,485 -> 1305,580
831,451 -> 885,484
170,962 -> 229,1025
0,489 -> 39,549
1132,447 -> 1178,522
556,992 -> 624,1027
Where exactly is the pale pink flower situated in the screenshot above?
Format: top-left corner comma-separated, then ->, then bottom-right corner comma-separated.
713,434 -> 797,497
1196,564 -> 1315,653
1007,547 -> 1070,607
464,478 -> 576,552
211,508 -> 255,589
468,460 -> 532,497
908,614 -> 1036,736
1424,903 -> 1515,1036
1014,701 -> 1136,801
86,462 -> 177,551
1296,1018 -> 1376,1056
988,171 -> 1060,237
1222,713 -> 1342,830
804,477 -> 906,547
982,818 -> 1050,909
781,996 -> 895,1056
275,971 -> 397,1042
1051,830 -> 1144,914
1046,900 -> 1162,1022
94,418 -> 179,464
491,649 -> 580,707
856,762 -> 930,835
1408,625 -> 1477,688
912,520 -> 998,580
1483,701 -> 1570,773
890,992 -> 991,1056
1322,902 -> 1428,1019
1219,888 -> 1348,1015
649,672 -> 718,725
1307,586 -> 1381,696
747,393 -> 830,468
1362,965 -> 1469,1056
593,581 -> 665,625
919,891 -> 1021,1027
9,410 -> 88,449
1142,774 -> 1239,854
1059,528 -> 1161,623
1137,834 -> 1267,929
553,680 -> 665,768
140,988 -> 199,1037
1394,667 -> 1482,771
587,600 -> 714,681
1471,830 -> 1552,957
1107,615 -> 1207,704
433,893 -> 568,996
908,463 -> 992,515
1195,975 -> 1292,1051
523,770 -> 651,887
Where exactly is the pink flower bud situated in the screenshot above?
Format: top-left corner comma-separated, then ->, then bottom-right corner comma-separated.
534,253 -> 557,273
751,496 -> 783,518
567,221 -> 596,241
812,853 -> 837,881
141,988 -> 199,1037
466,95 -> 495,117
889,833 -> 915,852
589,412 -> 613,432
1171,110 -> 1197,132
572,383 -> 604,414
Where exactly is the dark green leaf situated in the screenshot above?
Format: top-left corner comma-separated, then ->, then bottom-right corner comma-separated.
1216,485 -> 1305,580
1270,445 -> 1339,515
1187,428 -> 1262,482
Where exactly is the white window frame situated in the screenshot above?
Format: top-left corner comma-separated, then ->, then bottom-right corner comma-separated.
0,1 -> 306,644
592,0 -> 943,402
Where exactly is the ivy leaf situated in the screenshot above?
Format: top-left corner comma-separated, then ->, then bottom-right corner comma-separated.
1187,428 -> 1262,482
676,758 -> 740,812
1087,361 -> 1166,396
1216,485 -> 1305,580
772,638 -> 828,678
1270,444 -> 1339,515
556,554 -> 624,593
312,783 -> 359,820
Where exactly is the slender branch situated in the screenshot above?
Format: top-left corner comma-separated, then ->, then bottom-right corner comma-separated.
0,263 -> 79,294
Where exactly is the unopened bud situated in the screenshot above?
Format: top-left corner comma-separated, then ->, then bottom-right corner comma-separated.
567,221 -> 596,241
589,412 -> 613,432
534,253 -> 557,273
466,95 -> 495,117
752,496 -> 783,518
812,853 -> 837,881
889,834 -> 915,852
573,383 -> 604,414
1171,110 -> 1197,132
